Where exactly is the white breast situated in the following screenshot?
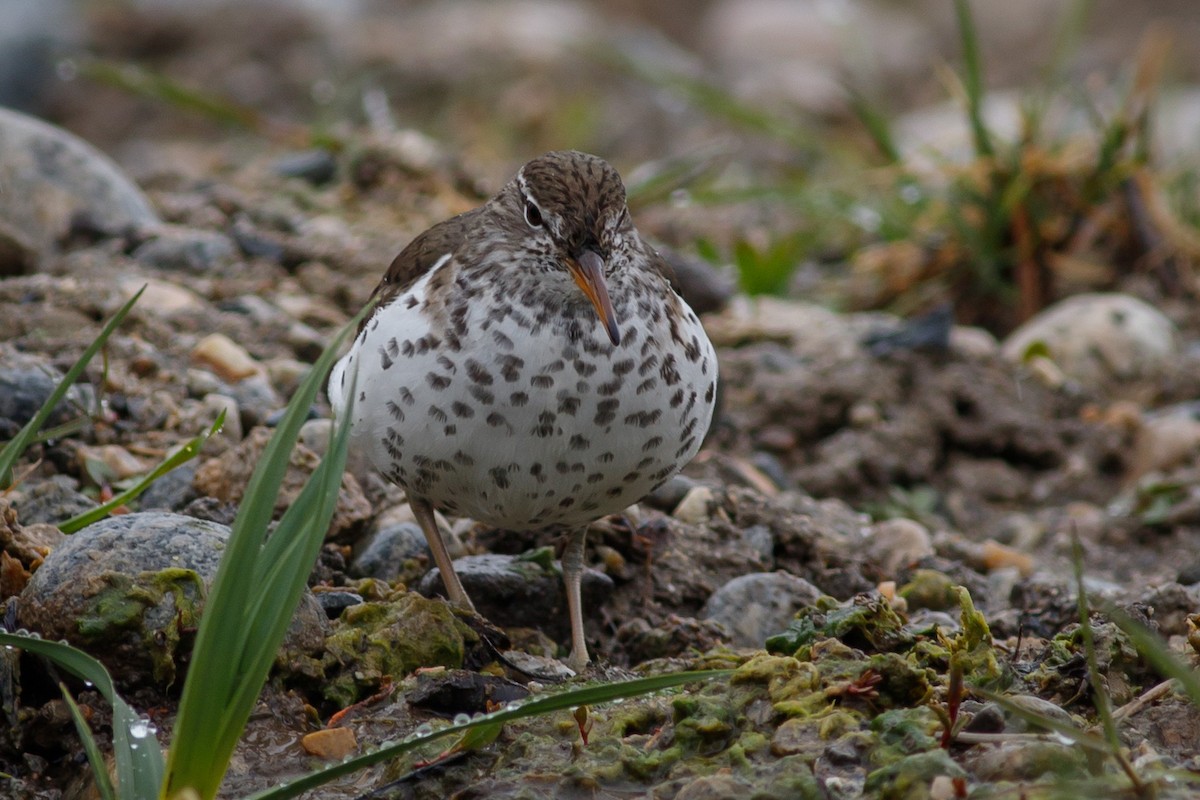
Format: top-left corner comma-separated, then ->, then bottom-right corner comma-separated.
330,267 -> 717,531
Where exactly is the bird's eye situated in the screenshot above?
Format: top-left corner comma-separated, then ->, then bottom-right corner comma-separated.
524,200 -> 543,228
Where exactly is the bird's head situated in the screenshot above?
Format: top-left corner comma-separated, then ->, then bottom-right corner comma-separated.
506,150 -> 632,346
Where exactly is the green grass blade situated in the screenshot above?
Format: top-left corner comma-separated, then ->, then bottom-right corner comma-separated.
0,286 -> 145,489
953,0 -> 994,158
848,87 -> 900,164
59,411 -> 226,534
244,670 -> 732,800
0,633 -> 164,797
974,688 -> 1112,755
1070,533 -> 1144,790
164,310 -> 363,800
60,684 -> 117,800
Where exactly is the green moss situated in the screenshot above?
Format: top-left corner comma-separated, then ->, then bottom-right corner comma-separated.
320,592 -> 475,706
76,567 -> 206,685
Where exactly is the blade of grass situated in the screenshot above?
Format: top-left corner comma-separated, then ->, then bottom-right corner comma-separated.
59,411 -> 227,534
0,287 -> 145,489
974,687 -> 1112,755
1070,531 -> 1144,793
163,308 -> 365,800
848,87 -> 900,165
60,684 -> 117,800
953,0 -> 994,158
0,633 -> 164,797
244,669 -> 731,800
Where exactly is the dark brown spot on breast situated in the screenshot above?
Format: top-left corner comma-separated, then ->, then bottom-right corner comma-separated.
467,359 -> 494,385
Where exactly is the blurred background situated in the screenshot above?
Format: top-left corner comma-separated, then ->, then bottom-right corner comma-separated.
5,0 -> 1199,332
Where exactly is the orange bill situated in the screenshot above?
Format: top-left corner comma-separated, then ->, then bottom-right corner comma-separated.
567,249 -> 621,345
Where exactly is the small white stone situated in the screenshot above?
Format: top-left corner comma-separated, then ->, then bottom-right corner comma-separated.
673,486 -> 715,524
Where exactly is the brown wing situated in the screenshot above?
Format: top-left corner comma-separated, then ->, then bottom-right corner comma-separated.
361,207 -> 484,330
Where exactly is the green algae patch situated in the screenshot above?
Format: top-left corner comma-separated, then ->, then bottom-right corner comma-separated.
865,748 -> 967,800
766,594 -> 913,657
321,591 -> 475,706
76,567 -> 205,685
732,653 -> 821,705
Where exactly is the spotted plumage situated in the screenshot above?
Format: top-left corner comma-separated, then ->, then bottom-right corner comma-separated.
329,151 -> 717,670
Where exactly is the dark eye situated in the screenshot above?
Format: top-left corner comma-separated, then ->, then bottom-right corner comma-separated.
524,200 -> 543,228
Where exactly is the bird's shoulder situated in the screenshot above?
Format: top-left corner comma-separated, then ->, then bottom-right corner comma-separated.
363,207 -> 484,326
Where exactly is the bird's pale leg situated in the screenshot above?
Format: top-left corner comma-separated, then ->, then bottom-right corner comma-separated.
411,497 -> 475,612
562,526 -> 591,671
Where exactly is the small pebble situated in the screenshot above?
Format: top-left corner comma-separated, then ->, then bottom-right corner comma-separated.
865,518 -> 933,576
301,727 -> 357,760
314,591 -> 363,618
191,333 -> 261,382
75,444 -> 148,481
673,485 -> 715,524
272,149 -> 338,185
980,539 -> 1034,576
202,394 -> 243,443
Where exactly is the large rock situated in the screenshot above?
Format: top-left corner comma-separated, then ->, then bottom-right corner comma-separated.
1001,293 -> 1179,392
17,512 -> 329,687
0,107 -> 158,272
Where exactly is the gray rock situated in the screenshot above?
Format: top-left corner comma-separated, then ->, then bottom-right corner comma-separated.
701,571 -> 823,648
0,107 -> 158,271
272,149 -> 338,185
417,552 -> 613,641
17,512 -> 329,687
0,349 -> 93,438
11,476 -> 96,526
314,590 -> 363,618
132,225 -> 237,273
135,461 -> 200,512
349,521 -> 431,581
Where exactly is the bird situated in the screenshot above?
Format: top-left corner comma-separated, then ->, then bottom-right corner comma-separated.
328,150 -> 717,671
